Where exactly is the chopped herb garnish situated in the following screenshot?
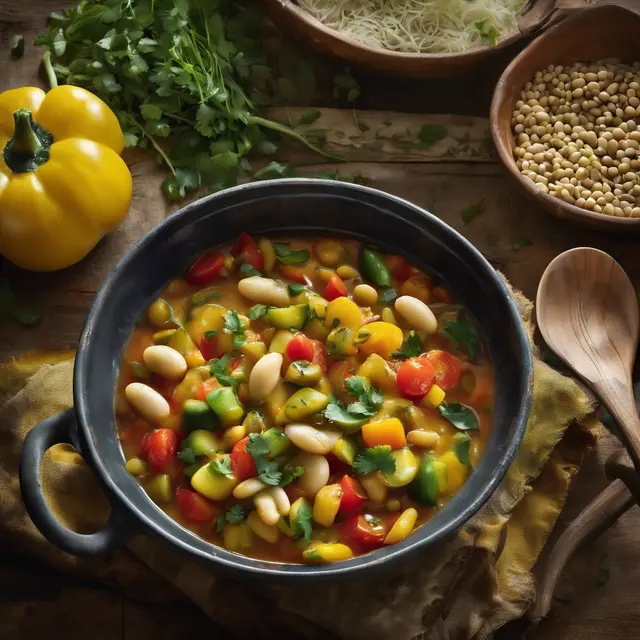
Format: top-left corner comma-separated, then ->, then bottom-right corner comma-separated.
511,236 -> 533,251
209,354 -> 238,390
247,304 -> 270,320
392,330 -> 423,360
296,109 -> 321,126
0,277 -> 42,327
438,403 -> 479,431
279,464 -> 305,487
353,330 -> 370,345
353,445 -> 396,475
461,200 -> 485,224
190,290 -> 221,307
225,504 -> 246,524
177,447 -> 197,465
333,69 -> 360,102
304,547 -> 323,561
245,433 -> 282,485
441,312 -> 479,361
288,283 -> 307,296
209,455 -> 233,476
216,515 -> 226,535
453,433 -> 472,466
290,499 -> 313,542
379,288 -> 397,304
239,263 -> 261,278
10,34 -> 24,59
324,377 -> 383,425
224,309 -> 247,349
273,243 -> 310,266
204,330 -> 219,340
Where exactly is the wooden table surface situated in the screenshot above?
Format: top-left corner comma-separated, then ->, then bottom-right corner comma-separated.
3,1 -> 640,638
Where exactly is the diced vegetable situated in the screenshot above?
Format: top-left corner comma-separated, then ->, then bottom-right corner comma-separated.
267,304 -> 309,330
206,387 -> 245,427
285,388 -> 330,420
242,410 -> 266,434
332,436 -> 358,465
285,360 -> 323,386
145,474 -> 172,503
186,250 -> 225,286
341,513 -> 387,550
325,297 -> 364,330
324,274 -> 348,301
176,488 -> 219,523
223,523 -> 253,552
360,247 -> 392,287
285,334 -> 315,362
408,455 -> 441,506
326,326 -> 357,356
313,484 -> 343,527
355,322 -> 403,359
191,461 -> 238,500
397,356 -> 436,399
381,447 -> 418,487
362,418 -> 406,450
268,329 -> 296,354
261,428 -> 291,457
144,429 -> 179,472
230,436 -> 258,481
338,475 -> 367,515
384,508 -> 418,545
425,350 -> 461,390
182,399 -> 218,432
303,542 -> 353,563
183,429 -> 220,456
232,232 -> 264,272
423,384 -> 446,408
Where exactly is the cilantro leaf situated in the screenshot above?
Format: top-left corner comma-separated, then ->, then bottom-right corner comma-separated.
273,243 -> 310,266
177,446 -> 197,465
438,403 -> 479,431
209,354 -> 238,390
279,464 -> 305,487
296,109 -> 321,126
441,312 -> 479,361
162,167 -> 201,201
379,288 -> 397,304
453,433 -> 472,466
324,378 -> 383,426
204,330 -> 219,340
239,263 -> 261,278
418,123 -> 448,148
353,445 -> 396,475
245,433 -> 282,486
392,331 -> 423,360
224,309 -> 247,349
461,200 -> 485,224
290,499 -> 313,542
304,547 -> 324,561
324,400 -> 367,427
0,278 -> 42,327
216,515 -> 226,535
225,504 -> 246,524
247,304 -> 269,320
209,455 -> 233,476
287,283 -> 307,296
10,34 -> 24,59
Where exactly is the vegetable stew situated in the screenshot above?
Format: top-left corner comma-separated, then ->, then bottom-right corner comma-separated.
116,234 -> 494,564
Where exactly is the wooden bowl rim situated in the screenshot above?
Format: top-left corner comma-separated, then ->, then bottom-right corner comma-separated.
490,4 -> 640,229
266,0 -> 527,63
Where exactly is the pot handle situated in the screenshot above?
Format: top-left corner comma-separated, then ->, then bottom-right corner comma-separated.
20,409 -> 132,557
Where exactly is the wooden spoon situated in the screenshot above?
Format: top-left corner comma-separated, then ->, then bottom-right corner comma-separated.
536,247 -> 640,470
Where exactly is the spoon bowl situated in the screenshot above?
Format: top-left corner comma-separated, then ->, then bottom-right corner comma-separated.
537,247 -> 640,468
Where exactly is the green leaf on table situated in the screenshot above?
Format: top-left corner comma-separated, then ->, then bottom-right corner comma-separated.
296,109 -> 321,126
461,200 -> 485,224
596,567 -> 610,587
10,34 -> 24,59
418,123 -> 448,148
511,237 -> 533,251
162,168 -> 200,201
438,403 -> 479,431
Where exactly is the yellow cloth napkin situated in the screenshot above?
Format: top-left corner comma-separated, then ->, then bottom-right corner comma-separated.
0,287 -> 605,639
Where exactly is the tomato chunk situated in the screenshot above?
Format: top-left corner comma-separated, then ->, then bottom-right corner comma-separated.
385,254 -> 414,281
310,339 -> 328,372
176,488 -> 220,523
324,274 -> 348,301
341,513 -> 387,550
397,356 -> 436,399
279,264 -> 307,284
195,377 -> 221,401
232,232 -> 264,271
339,475 -> 367,516
286,333 -> 315,362
230,436 -> 258,481
145,429 -> 179,472
426,350 -> 461,390
199,334 -> 223,361
186,250 -> 225,286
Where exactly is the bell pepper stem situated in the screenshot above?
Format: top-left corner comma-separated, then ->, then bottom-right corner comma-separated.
11,110 -> 42,156
42,50 -> 59,90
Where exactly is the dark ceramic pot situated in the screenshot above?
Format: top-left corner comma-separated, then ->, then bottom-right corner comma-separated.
20,179 -> 533,580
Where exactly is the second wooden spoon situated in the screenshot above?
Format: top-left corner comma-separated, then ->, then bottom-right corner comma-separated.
536,247 -> 640,470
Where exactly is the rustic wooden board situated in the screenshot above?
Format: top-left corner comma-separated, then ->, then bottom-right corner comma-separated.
2,1 -> 640,639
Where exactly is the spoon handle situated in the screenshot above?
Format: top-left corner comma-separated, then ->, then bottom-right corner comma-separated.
596,379 -> 640,472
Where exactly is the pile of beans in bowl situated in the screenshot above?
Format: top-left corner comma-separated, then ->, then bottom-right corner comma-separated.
511,59 -> 640,217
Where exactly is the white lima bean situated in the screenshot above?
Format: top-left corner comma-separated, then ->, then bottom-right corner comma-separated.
249,352 -> 283,400
295,452 -> 330,497
394,296 -> 438,334
233,477 -> 267,499
125,382 -> 170,423
238,276 -> 290,306
267,486 -> 291,516
142,345 -> 187,380
285,424 -> 341,454
254,489 -> 280,526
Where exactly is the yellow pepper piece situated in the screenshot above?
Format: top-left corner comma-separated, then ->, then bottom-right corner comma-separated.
384,508 -> 418,545
423,384 -> 446,408
362,417 -> 406,450
325,297 -> 364,330
223,523 -> 253,551
303,542 -> 353,563
313,484 -> 343,527
259,238 -> 277,272
356,354 -> 399,394
438,451 -> 469,494
355,322 -> 404,360
0,86 -> 131,271
307,295 -> 328,319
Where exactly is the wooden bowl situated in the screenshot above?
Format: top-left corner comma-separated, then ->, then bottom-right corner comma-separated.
490,5 -> 640,232
263,0 -> 561,77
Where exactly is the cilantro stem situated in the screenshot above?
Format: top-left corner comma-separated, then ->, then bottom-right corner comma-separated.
128,117 -> 176,176
41,50 -> 58,90
249,116 -> 344,162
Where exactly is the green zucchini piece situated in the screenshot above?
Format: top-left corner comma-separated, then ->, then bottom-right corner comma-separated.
146,474 -> 172,503
261,428 -> 291,457
268,329 -> 296,354
182,399 -> 218,432
184,429 -> 219,456
408,455 -> 445,506
267,304 -> 309,330
206,387 -> 245,427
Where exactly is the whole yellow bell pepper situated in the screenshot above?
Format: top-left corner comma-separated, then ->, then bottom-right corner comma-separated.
0,85 -> 132,271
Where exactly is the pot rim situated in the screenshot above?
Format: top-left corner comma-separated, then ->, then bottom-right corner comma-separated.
74,178 -> 533,579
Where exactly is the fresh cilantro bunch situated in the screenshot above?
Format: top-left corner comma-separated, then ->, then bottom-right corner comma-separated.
324,376 -> 383,425
34,0 -> 337,200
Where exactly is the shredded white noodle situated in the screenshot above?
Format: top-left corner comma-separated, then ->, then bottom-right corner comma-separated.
297,0 -> 525,54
